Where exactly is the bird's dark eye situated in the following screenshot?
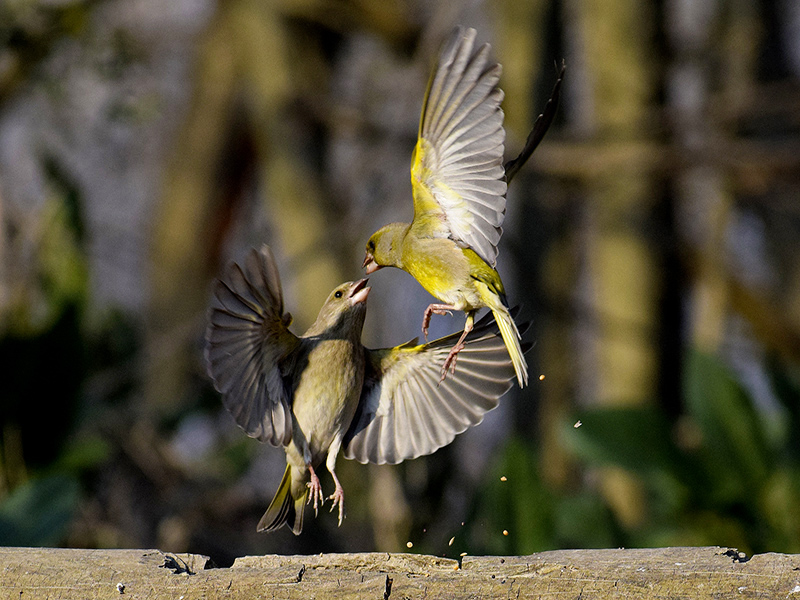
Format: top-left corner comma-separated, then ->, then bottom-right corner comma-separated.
334,291 -> 343,299
367,240 -> 375,251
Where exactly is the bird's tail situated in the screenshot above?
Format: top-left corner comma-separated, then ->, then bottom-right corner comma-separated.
490,305 -> 528,388
257,465 -> 308,535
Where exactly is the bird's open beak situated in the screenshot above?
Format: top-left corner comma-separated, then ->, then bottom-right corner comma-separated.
362,253 -> 381,275
349,278 -> 370,305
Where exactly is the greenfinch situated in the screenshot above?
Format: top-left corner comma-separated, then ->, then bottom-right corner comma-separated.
205,245 -> 525,534
362,27 -> 563,388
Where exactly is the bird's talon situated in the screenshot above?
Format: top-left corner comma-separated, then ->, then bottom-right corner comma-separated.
450,354 -> 459,374
422,304 -> 457,341
307,470 -> 324,517
328,485 -> 346,527
440,342 -> 464,380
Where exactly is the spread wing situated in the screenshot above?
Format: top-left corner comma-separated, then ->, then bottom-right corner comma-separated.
205,245 -> 299,446
343,310 -> 528,465
504,61 -> 565,183
410,27 -> 507,267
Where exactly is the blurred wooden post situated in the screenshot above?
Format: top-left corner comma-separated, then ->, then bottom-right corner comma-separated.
145,1 -> 346,412
233,0 -> 345,331
3,546 -> 799,599
145,1 -> 245,411
495,0 -> 550,141
560,0 -> 660,527
666,0 -> 732,354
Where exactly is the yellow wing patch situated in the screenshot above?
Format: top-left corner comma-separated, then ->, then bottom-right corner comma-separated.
407,28 -> 506,267
412,137 -> 474,235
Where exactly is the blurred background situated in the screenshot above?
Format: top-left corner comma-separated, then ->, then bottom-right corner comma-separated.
1,0 -> 800,566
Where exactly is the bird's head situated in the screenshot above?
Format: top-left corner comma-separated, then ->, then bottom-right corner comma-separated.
363,223 -> 406,273
309,278 -> 370,337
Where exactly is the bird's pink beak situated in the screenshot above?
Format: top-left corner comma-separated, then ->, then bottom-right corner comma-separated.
362,253 -> 381,275
349,278 -> 370,305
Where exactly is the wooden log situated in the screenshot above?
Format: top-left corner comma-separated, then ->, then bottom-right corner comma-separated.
2,546 -> 799,599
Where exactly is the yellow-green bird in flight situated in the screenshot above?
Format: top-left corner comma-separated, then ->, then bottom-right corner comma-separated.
363,27 -> 563,387
206,245 -> 525,534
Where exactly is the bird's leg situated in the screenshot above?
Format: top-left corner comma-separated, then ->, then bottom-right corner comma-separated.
325,445 -> 345,526
422,303 -> 456,341
440,312 -> 475,382
306,464 -> 324,516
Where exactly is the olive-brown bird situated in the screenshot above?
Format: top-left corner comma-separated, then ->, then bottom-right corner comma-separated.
363,27 -> 563,387
205,245 -> 525,534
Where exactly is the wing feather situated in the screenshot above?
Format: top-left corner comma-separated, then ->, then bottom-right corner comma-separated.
343,310 -> 528,464
412,27 -> 507,267
205,245 -> 299,446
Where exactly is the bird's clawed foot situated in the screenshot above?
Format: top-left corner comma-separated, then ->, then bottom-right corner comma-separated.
307,467 -> 324,516
328,484 -> 345,527
328,470 -> 346,526
439,319 -> 473,383
422,304 -> 455,341
439,342 -> 465,383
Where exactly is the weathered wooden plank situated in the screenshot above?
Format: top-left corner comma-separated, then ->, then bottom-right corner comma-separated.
463,547 -> 800,598
1,546 -> 798,599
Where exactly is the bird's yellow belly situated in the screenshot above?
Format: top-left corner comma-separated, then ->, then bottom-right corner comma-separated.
403,237 -> 484,311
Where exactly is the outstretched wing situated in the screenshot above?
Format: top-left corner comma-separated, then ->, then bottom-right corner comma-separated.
411,27 -> 507,267
504,61 -> 565,184
205,245 -> 299,446
343,310 -> 528,465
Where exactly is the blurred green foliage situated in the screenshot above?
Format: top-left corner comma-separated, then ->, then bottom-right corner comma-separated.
0,152 -> 121,548
467,435 -> 617,555
464,350 -> 800,556
0,474 -> 80,547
